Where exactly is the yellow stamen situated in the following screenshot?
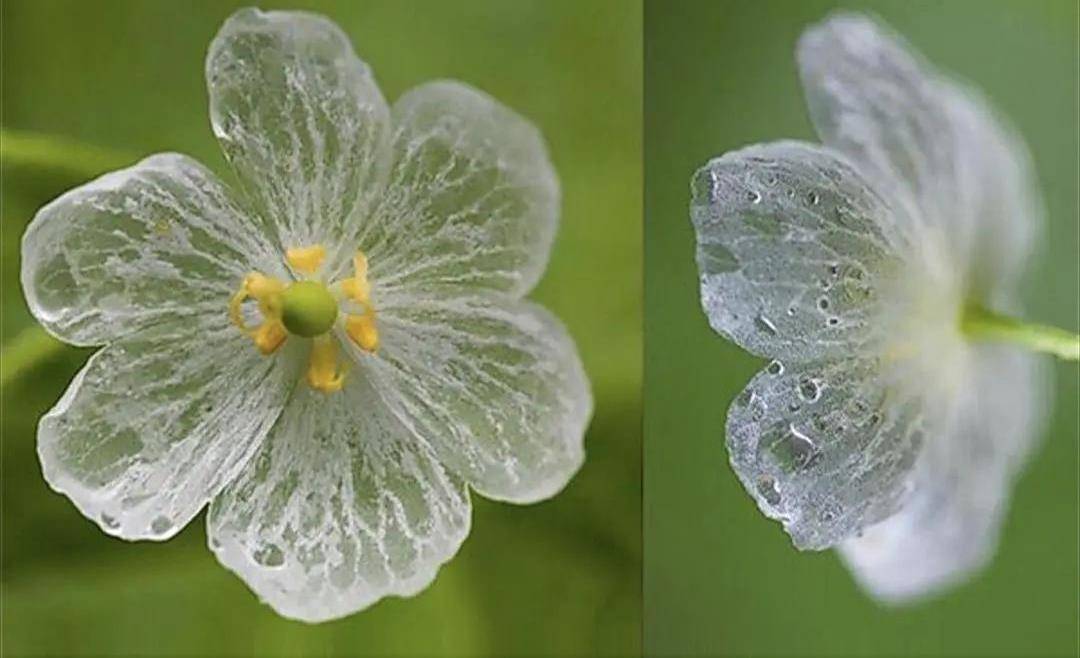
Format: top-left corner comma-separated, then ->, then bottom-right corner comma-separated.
229,272 -> 288,354
341,251 -> 371,304
346,310 -> 380,353
306,335 -> 346,393
286,245 -> 327,275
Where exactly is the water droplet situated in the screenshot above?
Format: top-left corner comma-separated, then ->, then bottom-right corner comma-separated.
786,306 -> 796,316
806,191 -> 819,205
150,516 -> 173,535
817,297 -> 830,311
765,426 -> 822,472
100,513 -> 120,530
785,187 -> 796,198
788,402 -> 801,412
747,189 -> 762,204
755,314 -> 778,336
798,378 -> 821,402
828,263 -> 840,276
253,543 -> 285,568
756,476 -> 782,506
766,360 -> 784,376
827,317 -> 840,326
764,174 -> 779,186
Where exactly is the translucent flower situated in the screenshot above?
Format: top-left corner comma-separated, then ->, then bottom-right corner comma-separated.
21,8 -> 591,622
691,13 -> 1077,603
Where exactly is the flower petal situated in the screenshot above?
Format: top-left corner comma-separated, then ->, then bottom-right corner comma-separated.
357,295 -> 591,504
206,8 -> 391,254
838,346 -> 1048,602
797,13 -> 1041,298
37,318 -> 298,540
21,153 -> 274,346
207,376 -> 471,623
691,141 -> 908,361
361,81 -> 559,297
726,356 -> 925,550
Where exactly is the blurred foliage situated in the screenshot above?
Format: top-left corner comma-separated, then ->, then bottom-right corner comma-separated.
645,1 -> 1079,656
1,1 -> 641,656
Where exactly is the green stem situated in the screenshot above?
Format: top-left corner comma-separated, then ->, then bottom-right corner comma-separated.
1,128 -> 136,178
961,305 -> 1080,361
0,327 -> 67,386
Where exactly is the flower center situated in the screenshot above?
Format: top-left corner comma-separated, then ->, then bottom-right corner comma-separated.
228,245 -> 380,393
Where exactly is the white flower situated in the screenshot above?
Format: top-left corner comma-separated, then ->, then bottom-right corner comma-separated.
691,13 -> 1057,602
21,8 -> 591,622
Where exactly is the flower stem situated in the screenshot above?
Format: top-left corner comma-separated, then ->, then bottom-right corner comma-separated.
1,128 -> 136,178
961,305 -> 1080,361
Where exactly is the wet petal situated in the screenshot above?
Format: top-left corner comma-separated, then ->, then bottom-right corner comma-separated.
839,346 -> 1048,602
361,81 -> 559,297
358,295 -> 591,503
207,8 -> 391,254
207,376 -> 471,623
725,356 -> 925,550
691,141 -> 908,361
21,153 -> 274,346
798,13 -> 1041,297
38,318 -> 297,540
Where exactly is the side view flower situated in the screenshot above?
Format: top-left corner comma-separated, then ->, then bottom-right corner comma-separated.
21,8 -> 591,622
691,13 -> 1078,602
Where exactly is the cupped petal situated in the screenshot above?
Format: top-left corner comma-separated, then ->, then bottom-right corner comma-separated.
839,346 -> 1048,602
207,375 -> 471,623
691,141 -> 909,362
726,356 -> 926,550
21,153 -> 275,346
206,8 -> 391,255
360,81 -> 559,297
356,294 -> 591,504
797,13 -> 1042,297
37,317 -> 298,540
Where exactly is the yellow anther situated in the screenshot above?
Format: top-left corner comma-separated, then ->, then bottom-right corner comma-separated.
251,320 -> 287,355
286,245 -> 327,275
306,335 -> 346,393
229,272 -> 288,354
346,310 -> 380,353
341,251 -> 371,304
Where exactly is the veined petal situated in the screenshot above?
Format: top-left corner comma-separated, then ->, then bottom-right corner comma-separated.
726,356 -> 925,550
691,141 -> 908,361
206,8 -> 391,256
207,376 -> 471,623
37,318 -> 298,540
21,153 -> 274,346
797,13 -> 1041,298
839,346 -> 1048,602
360,81 -> 559,297
357,295 -> 591,504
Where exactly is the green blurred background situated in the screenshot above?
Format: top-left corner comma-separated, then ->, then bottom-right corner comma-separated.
1,1 -> 641,655
645,1 -> 1078,656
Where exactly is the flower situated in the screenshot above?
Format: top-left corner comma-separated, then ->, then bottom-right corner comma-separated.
21,8 -> 591,622
691,13 -> 1053,602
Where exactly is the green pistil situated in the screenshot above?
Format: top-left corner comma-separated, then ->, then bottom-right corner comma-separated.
961,304 -> 1079,361
280,281 -> 339,337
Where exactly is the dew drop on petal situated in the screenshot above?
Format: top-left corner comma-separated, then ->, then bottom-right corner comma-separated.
150,515 -> 174,535
253,543 -> 285,568
755,314 -> 778,336
798,377 -> 822,402
756,475 -> 782,506
767,360 -> 784,376
100,513 -> 120,530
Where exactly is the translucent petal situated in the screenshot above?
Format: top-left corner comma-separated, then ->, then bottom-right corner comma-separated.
357,294 -> 591,503
206,8 -> 391,256
839,346 -> 1048,602
726,356 -> 925,550
37,318 -> 298,540
21,153 -> 275,346
690,141 -> 908,361
797,13 -> 1041,298
207,375 -> 471,623
360,81 -> 559,297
